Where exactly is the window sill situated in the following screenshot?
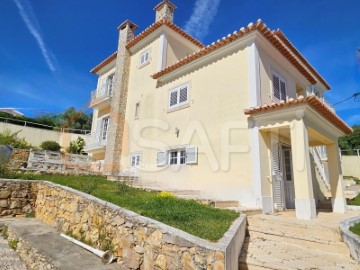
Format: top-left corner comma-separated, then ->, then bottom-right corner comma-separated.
167,103 -> 190,113
138,61 -> 150,69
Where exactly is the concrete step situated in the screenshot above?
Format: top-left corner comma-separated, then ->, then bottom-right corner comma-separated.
0,218 -> 120,270
247,215 -> 342,243
239,236 -> 358,270
247,230 -> 350,255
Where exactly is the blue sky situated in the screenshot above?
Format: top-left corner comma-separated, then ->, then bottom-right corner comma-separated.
1,0 -> 359,125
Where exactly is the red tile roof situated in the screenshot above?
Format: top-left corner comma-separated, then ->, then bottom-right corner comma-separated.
90,51 -> 117,74
151,20 -> 330,90
91,19 -> 204,74
244,95 -> 352,134
126,19 -> 204,49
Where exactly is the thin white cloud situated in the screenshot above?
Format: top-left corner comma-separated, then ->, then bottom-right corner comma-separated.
13,0 -> 57,72
184,0 -> 222,40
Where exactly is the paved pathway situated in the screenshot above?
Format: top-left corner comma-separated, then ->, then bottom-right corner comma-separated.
0,236 -> 28,270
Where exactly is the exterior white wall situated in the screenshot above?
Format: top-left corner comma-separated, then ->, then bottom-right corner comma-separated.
342,155 -> 360,179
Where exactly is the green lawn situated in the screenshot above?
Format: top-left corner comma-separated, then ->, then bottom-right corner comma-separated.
349,222 -> 360,236
5,172 -> 239,241
348,194 -> 360,206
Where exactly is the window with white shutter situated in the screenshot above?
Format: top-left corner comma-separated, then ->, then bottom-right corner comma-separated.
168,84 -> 189,109
272,73 -> 287,101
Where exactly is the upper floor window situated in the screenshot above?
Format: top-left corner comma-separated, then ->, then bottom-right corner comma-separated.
140,50 -> 150,66
169,84 -> 189,109
272,73 -> 287,101
106,74 -> 115,96
134,102 -> 140,119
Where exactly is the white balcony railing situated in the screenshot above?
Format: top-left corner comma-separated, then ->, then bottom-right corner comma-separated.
84,133 -> 107,152
90,82 -> 114,107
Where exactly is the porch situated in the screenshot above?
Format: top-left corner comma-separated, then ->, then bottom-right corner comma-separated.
245,96 -> 352,219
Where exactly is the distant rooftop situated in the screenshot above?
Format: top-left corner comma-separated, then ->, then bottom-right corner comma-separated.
0,108 -> 24,117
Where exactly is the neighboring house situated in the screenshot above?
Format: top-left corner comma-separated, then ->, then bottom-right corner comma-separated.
0,108 -> 24,117
85,0 -> 352,219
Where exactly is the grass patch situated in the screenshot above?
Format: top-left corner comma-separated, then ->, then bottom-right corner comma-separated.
8,239 -> 18,250
349,222 -> 360,236
348,194 -> 360,206
5,172 -> 239,241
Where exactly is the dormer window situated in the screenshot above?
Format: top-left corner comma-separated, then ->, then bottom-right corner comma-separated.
140,50 -> 150,66
272,72 -> 287,101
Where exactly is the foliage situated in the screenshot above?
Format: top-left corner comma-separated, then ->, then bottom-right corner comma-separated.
349,222 -> 360,236
0,129 -> 32,149
8,239 -> 18,250
0,108 -> 92,134
8,173 -> 239,241
348,194 -> 360,206
339,125 -> 360,154
40,140 -> 61,151
157,191 -> 174,198
67,136 -> 85,154
76,177 -> 98,194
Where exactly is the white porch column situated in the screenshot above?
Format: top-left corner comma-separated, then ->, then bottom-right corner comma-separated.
290,119 -> 316,219
327,142 -> 347,213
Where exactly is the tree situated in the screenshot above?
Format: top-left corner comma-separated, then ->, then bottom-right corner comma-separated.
339,125 -> 360,154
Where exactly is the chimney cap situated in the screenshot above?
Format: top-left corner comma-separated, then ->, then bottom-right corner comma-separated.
154,0 -> 176,11
117,20 -> 138,31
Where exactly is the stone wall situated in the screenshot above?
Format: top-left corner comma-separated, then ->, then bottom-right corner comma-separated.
340,216 -> 360,262
0,180 -> 36,217
9,148 -> 30,170
0,179 -> 246,269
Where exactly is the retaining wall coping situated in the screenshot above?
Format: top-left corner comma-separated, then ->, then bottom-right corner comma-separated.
340,215 -> 360,262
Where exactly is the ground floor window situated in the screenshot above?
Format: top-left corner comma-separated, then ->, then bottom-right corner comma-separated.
170,150 -> 186,165
130,152 -> 141,167
157,146 -> 197,167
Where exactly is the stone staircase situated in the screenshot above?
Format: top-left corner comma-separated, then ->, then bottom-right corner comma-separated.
344,178 -> 360,200
239,212 -> 359,270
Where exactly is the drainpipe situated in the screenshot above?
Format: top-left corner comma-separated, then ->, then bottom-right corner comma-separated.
60,233 -> 115,265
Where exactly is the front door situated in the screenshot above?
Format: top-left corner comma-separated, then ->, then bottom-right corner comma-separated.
282,148 -> 295,209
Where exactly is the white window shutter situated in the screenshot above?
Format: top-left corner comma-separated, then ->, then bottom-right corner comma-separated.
157,151 -> 167,167
272,74 -> 280,100
170,91 -> 178,107
95,118 -> 102,143
179,86 -> 188,103
185,146 -> 197,164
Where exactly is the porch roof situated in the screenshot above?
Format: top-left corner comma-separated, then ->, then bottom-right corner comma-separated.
244,96 -> 352,135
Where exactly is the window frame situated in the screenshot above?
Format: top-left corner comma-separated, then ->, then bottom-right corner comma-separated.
100,117 -> 110,141
169,149 -> 187,166
168,83 -> 190,110
130,152 -> 141,168
139,50 -> 150,66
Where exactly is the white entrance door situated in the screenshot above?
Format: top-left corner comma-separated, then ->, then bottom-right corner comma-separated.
282,148 -> 295,209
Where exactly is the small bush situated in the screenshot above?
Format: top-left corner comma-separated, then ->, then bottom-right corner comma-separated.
157,191 -> 174,198
0,129 -> 32,149
67,137 -> 85,154
8,239 -> 18,250
117,182 -> 131,195
41,140 -> 61,151
77,178 -> 98,194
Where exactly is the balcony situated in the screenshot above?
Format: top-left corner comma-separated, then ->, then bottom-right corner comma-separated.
84,133 -> 107,154
89,83 -> 114,109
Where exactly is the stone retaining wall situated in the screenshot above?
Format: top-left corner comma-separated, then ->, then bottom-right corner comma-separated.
0,179 -> 246,269
340,216 -> 360,262
0,180 -> 37,217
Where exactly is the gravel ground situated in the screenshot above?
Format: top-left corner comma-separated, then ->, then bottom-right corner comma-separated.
0,236 -> 28,270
